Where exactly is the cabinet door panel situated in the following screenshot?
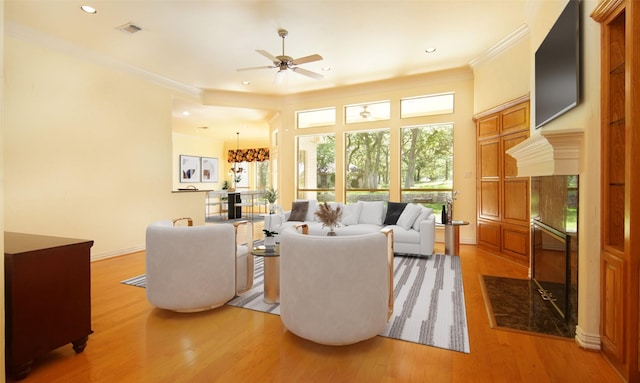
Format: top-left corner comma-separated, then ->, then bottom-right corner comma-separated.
478,220 -> 501,250
504,179 -> 530,224
479,139 -> 500,178
480,181 -> 500,219
601,251 -> 624,361
503,132 -> 528,178
501,102 -> 529,134
477,115 -> 500,138
502,225 -> 529,259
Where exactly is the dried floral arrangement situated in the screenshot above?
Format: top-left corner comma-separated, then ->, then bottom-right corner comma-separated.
314,202 -> 342,230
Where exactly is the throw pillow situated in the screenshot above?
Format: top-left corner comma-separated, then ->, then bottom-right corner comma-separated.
305,200 -> 318,222
288,201 -> 309,222
396,203 -> 423,230
341,202 -> 363,226
412,206 -> 434,232
358,201 -> 386,225
384,202 -> 408,225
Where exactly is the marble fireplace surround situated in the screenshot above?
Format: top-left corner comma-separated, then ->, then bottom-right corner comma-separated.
505,128 -> 584,337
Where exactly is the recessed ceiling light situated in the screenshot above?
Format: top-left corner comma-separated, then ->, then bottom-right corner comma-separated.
242,81 -> 250,85
80,5 -> 97,14
425,47 -> 437,53
321,67 -> 331,72
182,111 -> 190,116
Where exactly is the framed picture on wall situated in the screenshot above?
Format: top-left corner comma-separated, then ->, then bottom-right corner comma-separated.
201,157 -> 218,183
180,155 -> 200,183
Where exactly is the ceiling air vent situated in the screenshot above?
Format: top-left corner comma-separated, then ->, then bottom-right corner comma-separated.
116,22 -> 142,34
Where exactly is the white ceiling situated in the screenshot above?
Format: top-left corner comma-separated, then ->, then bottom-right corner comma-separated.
5,0 -> 532,139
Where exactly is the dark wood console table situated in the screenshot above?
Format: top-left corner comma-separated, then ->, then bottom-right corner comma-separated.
4,232 -> 94,380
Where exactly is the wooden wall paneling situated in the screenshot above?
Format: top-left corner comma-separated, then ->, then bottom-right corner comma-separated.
592,0 -> 639,380
601,250 -> 624,361
502,224 -> 530,260
475,98 -> 530,266
477,114 -> 500,138
503,179 -> 530,224
501,102 -> 530,134
477,220 -> 501,250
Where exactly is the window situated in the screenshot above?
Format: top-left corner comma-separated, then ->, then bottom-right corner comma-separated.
400,124 -> 454,221
345,101 -> 391,124
401,92 -> 454,119
296,107 -> 336,129
296,134 -> 336,201
256,161 -> 270,189
345,129 -> 390,203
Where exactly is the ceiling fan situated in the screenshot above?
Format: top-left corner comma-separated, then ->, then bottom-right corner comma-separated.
237,29 -> 324,83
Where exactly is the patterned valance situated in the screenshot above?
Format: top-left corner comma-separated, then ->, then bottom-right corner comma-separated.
227,147 -> 270,163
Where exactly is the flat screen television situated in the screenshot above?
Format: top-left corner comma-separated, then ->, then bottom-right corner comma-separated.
535,0 -> 581,129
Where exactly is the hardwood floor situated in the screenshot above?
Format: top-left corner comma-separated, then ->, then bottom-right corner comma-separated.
11,228 -> 622,383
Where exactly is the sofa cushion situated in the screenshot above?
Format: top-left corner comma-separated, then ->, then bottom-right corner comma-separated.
305,200 -> 318,222
288,201 -> 309,221
412,206 -> 434,231
337,224 -> 383,236
341,202 -> 362,226
396,203 -> 422,230
384,202 -> 407,225
359,201 -> 385,225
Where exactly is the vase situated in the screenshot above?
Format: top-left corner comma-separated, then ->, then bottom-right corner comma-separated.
327,226 -> 337,236
264,236 -> 276,248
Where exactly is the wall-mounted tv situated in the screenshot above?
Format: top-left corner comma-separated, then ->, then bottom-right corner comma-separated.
535,0 -> 581,129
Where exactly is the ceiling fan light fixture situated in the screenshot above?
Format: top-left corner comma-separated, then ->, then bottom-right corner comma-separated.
360,105 -> 371,119
237,28 -> 324,82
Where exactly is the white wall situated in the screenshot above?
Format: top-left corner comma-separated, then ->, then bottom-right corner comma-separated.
3,36 -> 204,259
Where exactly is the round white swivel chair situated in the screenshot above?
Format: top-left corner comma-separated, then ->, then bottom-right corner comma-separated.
145,218 -> 253,312
279,226 -> 394,345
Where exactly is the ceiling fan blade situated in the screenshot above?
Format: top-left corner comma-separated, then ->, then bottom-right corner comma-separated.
291,54 -> 323,65
256,49 -> 279,64
291,66 -> 324,80
236,65 -> 276,72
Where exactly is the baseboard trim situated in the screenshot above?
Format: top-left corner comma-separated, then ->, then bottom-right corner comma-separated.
575,326 -> 601,351
92,245 -> 145,261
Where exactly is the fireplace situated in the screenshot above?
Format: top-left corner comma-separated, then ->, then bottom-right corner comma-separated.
530,175 -> 578,332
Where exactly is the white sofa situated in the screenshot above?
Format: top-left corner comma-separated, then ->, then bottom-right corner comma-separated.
266,200 -> 436,257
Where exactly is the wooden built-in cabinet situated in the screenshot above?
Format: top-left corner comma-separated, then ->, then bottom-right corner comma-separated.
592,1 -> 639,381
474,97 -> 530,265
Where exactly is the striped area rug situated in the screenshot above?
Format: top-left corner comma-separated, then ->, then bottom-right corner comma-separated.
228,254 -> 470,353
122,254 -> 470,353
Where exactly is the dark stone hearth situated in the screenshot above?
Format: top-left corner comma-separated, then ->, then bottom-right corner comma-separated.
482,275 -> 574,339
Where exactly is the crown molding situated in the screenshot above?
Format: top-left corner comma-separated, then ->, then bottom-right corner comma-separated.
469,23 -> 530,68
5,20 -> 202,98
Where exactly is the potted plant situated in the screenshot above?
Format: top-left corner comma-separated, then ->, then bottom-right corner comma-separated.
315,202 -> 342,236
262,229 -> 277,248
264,187 -> 279,214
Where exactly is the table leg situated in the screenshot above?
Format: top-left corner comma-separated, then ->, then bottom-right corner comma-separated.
263,257 -> 280,303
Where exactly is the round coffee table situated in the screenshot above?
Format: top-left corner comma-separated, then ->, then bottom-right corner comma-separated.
251,245 -> 280,303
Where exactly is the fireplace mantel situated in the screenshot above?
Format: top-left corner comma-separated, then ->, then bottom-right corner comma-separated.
505,129 -> 584,176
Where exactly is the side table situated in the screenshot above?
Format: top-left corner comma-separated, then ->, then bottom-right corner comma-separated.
443,221 -> 469,256
4,232 -> 94,380
251,245 -> 280,303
